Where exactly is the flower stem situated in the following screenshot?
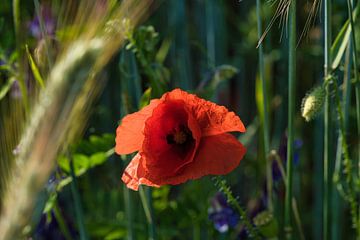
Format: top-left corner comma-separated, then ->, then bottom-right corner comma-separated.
69,156 -> 88,240
323,0 -> 332,239
285,0 -> 296,239
139,186 -> 156,240
256,0 -> 273,212
123,182 -> 134,240
212,176 -> 260,239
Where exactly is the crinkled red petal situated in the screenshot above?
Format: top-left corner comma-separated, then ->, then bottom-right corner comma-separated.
163,89 -> 246,136
122,133 -> 246,190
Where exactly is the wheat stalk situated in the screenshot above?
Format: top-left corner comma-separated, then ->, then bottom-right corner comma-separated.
0,1 -> 153,239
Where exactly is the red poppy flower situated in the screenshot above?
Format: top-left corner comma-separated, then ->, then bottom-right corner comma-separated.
115,89 -> 246,190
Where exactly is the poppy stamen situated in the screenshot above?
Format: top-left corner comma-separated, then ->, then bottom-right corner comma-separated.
173,131 -> 187,144
166,127 -> 190,145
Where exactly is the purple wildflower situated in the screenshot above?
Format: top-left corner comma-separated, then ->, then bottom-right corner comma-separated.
272,134 -> 302,182
208,193 -> 239,233
28,5 -> 56,39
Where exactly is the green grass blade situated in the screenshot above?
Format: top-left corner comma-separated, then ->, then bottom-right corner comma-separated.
25,45 -> 45,88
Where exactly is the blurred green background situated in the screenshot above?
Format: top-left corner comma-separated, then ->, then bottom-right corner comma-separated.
1,0 -> 360,239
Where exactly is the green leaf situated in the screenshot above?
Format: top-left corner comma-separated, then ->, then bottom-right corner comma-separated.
25,44 -> 45,88
155,36 -> 172,64
104,230 -> 127,240
0,77 -> 16,100
57,155 -> 70,173
89,152 -> 108,167
139,87 -> 152,109
43,193 -> 57,215
73,154 -> 90,174
331,5 -> 359,70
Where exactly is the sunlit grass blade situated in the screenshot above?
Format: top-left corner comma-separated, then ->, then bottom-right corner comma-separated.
0,1 -> 153,239
256,0 -> 272,212
25,45 -> 45,88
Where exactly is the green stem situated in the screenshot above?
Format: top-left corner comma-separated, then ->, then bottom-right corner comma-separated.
145,187 -> 156,240
332,41 -> 352,239
212,176 -> 260,239
139,186 -> 156,240
333,79 -> 358,235
256,0 -> 272,212
270,151 -> 305,239
323,0 -> 332,239
346,1 -> 360,234
12,0 -> 29,113
285,0 -> 296,239
123,183 -> 134,240
69,156 -> 88,240
53,200 -> 73,240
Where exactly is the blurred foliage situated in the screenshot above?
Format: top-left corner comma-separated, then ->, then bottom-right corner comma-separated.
0,0 -> 360,239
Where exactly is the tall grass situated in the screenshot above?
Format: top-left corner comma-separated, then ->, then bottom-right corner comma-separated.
0,1 -> 153,239
256,0 -> 272,212
323,0 -> 332,239
285,0 -> 296,239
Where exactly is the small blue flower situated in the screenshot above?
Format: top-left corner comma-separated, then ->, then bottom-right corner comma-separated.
272,134 -> 302,182
208,193 -> 239,233
28,5 -> 56,39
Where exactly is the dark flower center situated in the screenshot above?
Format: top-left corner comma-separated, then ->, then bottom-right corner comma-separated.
166,126 -> 192,145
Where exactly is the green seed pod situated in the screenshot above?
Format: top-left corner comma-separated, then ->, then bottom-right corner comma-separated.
253,211 -> 278,238
301,85 -> 326,122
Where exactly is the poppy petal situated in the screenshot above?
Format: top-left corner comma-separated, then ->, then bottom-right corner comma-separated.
156,133 -> 246,185
142,100 -> 201,178
163,89 -> 246,136
115,99 -> 161,155
121,153 -> 160,191
121,134 -> 245,190
129,133 -> 245,187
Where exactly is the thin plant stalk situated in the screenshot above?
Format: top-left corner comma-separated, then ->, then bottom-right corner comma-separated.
145,187 -> 156,240
270,151 -> 305,239
323,0 -> 332,239
53,200 -> 73,240
139,186 -> 156,240
70,156 -> 88,240
333,79 -> 358,236
332,41 -> 352,239
346,4 -> 360,228
12,0 -> 29,113
284,0 -> 296,239
256,0 -> 273,212
130,52 -> 156,240
212,176 -> 260,239
120,52 -> 135,239
123,182 -> 134,240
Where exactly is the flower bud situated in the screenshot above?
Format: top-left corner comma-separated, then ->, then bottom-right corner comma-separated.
253,211 -> 278,238
301,86 -> 326,122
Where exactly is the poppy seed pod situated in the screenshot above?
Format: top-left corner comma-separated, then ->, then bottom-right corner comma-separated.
301,86 -> 326,122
